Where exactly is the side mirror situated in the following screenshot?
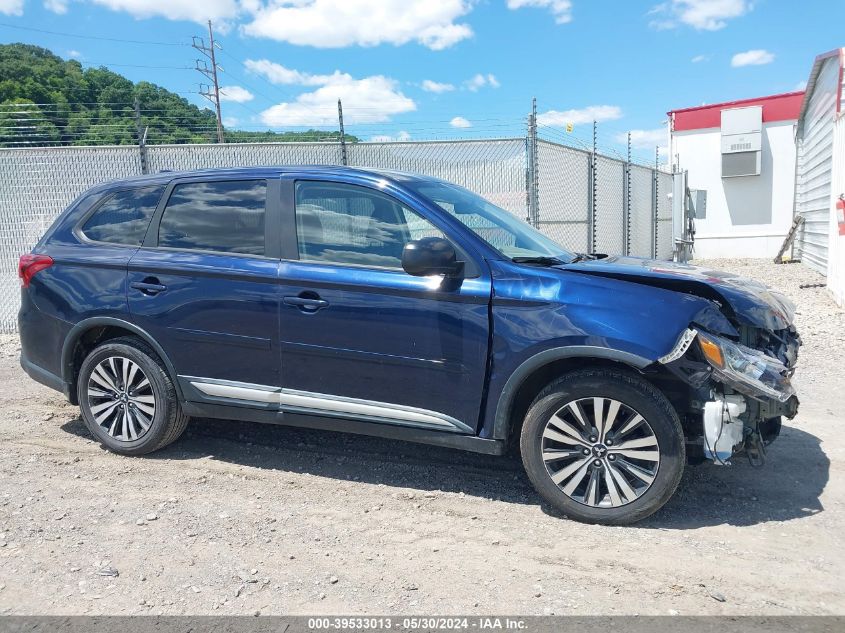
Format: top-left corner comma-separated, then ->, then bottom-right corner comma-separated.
402,237 -> 463,277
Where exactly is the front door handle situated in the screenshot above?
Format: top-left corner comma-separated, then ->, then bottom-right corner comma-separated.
131,280 -> 167,295
283,295 -> 329,312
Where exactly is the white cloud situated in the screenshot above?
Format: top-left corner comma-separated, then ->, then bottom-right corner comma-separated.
731,49 -> 774,67
67,50 -> 83,59
243,0 -> 474,50
691,54 -> 709,63
45,0 -> 69,14
450,116 -> 472,128
370,131 -> 412,142
464,73 -> 500,91
507,0 -> 572,24
89,0 -> 240,24
247,59 -> 415,127
794,80 -> 807,91
421,79 -> 455,94
616,127 -> 667,150
245,59 -> 339,86
219,85 -> 255,103
0,0 -> 23,15
257,67 -> 416,127
244,59 -> 417,127
537,105 -> 622,126
223,116 -> 239,127
649,0 -> 751,31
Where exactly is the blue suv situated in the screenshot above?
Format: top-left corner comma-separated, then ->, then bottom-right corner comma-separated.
18,166 -> 801,524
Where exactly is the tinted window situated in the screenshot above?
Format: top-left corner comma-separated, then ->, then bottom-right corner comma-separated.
158,180 -> 267,256
295,181 -> 444,269
81,186 -> 164,245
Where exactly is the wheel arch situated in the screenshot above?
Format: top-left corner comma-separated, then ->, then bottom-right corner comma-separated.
491,346 -> 654,446
61,317 -> 183,405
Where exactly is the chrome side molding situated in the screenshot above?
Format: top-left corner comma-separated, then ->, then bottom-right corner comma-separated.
185,377 -> 472,434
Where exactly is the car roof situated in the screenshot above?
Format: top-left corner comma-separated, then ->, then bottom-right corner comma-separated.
94,165 -> 440,192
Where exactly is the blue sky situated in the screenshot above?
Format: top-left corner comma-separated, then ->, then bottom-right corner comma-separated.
0,0 -> 842,162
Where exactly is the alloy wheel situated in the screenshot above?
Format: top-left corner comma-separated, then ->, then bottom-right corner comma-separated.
541,397 -> 660,508
86,356 -> 156,442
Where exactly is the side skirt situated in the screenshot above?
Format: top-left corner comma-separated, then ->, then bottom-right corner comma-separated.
180,401 -> 506,456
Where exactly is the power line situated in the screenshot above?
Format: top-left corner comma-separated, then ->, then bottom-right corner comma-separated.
80,61 -> 193,70
0,21 -> 189,46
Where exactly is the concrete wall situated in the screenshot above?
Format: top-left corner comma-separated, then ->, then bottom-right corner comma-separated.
671,120 -> 797,259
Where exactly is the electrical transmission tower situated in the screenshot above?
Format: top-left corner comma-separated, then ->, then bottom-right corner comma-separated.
193,20 -> 224,143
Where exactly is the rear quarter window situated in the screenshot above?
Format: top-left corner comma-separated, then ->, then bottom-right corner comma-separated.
80,186 -> 164,246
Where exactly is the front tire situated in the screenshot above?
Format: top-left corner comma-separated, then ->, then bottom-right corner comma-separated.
520,368 -> 684,525
77,337 -> 189,456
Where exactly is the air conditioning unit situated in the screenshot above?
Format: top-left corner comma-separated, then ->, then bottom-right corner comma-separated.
721,106 -> 762,178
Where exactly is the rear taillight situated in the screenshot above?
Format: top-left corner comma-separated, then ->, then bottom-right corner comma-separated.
18,254 -> 53,288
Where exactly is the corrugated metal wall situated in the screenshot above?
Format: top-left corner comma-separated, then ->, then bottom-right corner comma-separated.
826,115 -> 845,305
794,56 -> 840,274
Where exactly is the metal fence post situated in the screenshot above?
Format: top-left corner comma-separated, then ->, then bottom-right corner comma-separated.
588,120 -> 597,253
525,97 -> 540,227
133,97 -> 149,175
524,128 -> 532,224
531,98 -> 540,228
652,146 -> 659,259
337,99 -> 348,166
624,132 -> 631,256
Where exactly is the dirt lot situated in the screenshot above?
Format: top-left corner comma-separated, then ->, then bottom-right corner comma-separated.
0,258 -> 843,616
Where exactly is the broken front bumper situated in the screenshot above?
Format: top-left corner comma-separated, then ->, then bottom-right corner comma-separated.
660,328 -> 800,465
662,328 -> 798,406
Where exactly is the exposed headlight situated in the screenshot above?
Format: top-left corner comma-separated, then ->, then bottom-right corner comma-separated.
696,331 -> 796,402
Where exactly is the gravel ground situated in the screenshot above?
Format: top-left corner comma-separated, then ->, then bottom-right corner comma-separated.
0,258 -> 843,616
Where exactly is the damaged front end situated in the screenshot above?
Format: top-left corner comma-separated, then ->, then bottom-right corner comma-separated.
557,256 -> 803,466
659,324 -> 800,467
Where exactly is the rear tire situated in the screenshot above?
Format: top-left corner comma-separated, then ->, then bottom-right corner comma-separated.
77,337 -> 189,455
520,368 -> 684,525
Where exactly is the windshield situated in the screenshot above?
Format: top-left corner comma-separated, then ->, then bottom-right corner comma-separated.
407,181 -> 574,262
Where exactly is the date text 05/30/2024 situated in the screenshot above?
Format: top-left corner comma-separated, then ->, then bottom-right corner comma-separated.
307,617 -> 527,630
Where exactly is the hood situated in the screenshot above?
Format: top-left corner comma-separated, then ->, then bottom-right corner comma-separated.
560,256 -> 795,331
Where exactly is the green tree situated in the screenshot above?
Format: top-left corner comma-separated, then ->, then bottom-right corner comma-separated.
0,43 -> 359,147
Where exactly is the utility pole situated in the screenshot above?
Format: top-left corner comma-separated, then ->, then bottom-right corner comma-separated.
337,99 -> 347,166
193,20 -> 224,143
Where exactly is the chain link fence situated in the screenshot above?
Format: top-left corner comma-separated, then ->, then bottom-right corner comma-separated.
594,155 -> 626,256
656,170 -> 675,261
0,138 -> 675,332
536,141 -> 590,249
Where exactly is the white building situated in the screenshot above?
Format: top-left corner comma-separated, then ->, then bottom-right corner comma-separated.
668,92 -> 804,259
793,48 -> 845,306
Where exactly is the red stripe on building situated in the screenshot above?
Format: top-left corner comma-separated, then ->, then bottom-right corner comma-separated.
668,91 -> 805,132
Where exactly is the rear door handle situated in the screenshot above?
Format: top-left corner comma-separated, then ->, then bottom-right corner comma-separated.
283,296 -> 329,311
131,281 -> 167,295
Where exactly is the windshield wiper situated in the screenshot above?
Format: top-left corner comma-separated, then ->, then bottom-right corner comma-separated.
568,252 -> 596,263
511,256 -> 565,266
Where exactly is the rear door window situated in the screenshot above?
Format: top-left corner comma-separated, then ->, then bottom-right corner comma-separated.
158,180 -> 267,256
80,186 -> 164,245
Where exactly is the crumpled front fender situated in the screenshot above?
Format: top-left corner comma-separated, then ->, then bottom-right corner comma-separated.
481,262 -> 739,440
